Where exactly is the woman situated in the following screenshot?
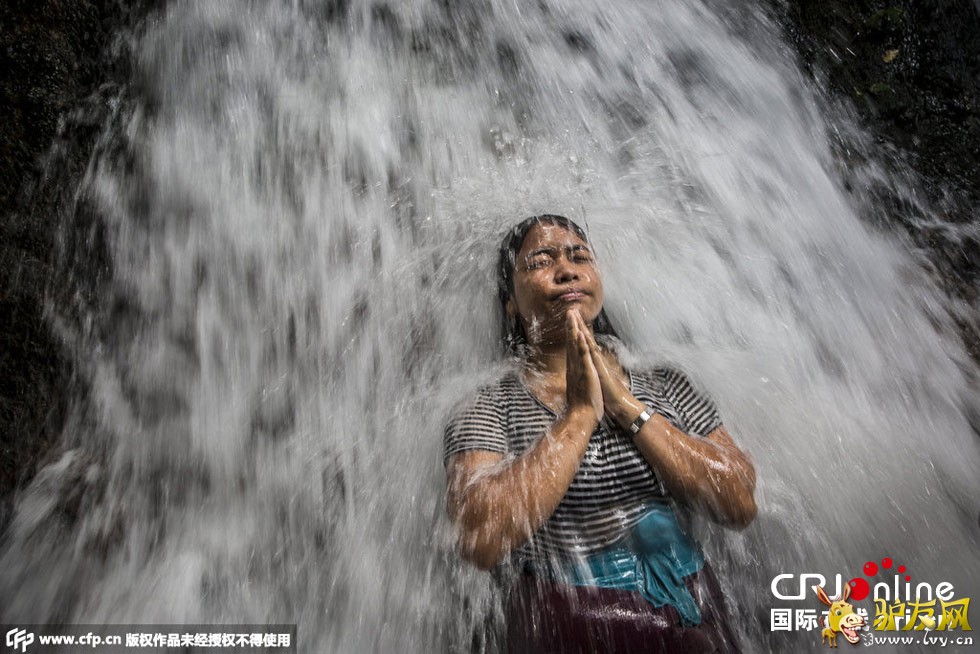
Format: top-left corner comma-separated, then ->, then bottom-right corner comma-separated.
444,215 -> 756,653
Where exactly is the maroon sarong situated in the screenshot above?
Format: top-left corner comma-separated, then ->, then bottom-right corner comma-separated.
505,563 -> 740,653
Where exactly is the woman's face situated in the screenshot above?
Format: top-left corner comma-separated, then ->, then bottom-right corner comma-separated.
506,222 -> 604,345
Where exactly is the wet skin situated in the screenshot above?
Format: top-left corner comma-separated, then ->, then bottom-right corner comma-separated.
506,223 -> 604,351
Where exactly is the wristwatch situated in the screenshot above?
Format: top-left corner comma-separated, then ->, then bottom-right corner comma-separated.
628,406 -> 655,435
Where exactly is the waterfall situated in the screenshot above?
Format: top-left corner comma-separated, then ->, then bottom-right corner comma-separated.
2,0 -> 978,651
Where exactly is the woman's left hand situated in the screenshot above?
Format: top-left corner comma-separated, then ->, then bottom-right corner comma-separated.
572,313 -> 757,529
572,311 -> 645,430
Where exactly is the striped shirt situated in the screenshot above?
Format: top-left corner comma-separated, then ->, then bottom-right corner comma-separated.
443,365 -> 723,563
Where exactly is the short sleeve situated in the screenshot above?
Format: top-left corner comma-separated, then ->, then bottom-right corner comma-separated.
661,368 -> 723,437
443,385 -> 509,466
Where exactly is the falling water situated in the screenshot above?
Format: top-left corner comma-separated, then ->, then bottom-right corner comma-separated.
2,0 -> 979,651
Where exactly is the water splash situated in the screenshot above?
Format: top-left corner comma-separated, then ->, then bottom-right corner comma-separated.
2,0 -> 978,651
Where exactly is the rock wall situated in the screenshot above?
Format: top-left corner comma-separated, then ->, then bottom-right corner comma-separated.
779,0 -> 980,360
0,0 -> 138,530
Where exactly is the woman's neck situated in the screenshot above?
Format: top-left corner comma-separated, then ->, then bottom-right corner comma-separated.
523,344 -> 568,379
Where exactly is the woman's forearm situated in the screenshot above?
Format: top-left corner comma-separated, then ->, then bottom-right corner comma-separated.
631,412 -> 757,529
447,407 -> 597,569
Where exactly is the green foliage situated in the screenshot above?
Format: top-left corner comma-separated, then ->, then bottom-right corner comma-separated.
866,6 -> 906,29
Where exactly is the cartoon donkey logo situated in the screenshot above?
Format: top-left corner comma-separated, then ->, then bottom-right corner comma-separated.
814,582 -> 866,647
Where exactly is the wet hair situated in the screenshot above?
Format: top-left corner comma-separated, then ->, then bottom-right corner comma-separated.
497,214 -> 619,356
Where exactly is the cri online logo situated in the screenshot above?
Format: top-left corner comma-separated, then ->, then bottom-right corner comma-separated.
5,628 -> 34,653
770,556 -> 972,645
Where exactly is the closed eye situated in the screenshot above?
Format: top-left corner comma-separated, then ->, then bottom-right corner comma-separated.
525,249 -> 556,269
569,245 -> 594,263
523,245 -> 594,269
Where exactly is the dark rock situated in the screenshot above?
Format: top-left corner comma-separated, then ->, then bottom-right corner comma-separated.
776,0 -> 980,361
782,0 -> 980,203
0,0 -> 147,535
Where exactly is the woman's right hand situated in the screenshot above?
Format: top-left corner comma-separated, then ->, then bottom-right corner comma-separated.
565,309 -> 603,422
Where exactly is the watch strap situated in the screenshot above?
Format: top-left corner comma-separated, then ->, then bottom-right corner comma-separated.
628,406 -> 654,435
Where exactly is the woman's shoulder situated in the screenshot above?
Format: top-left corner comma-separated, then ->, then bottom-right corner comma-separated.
630,362 -> 723,436
630,364 -> 690,383
629,363 -> 715,404
446,363 -> 523,416
443,364 -> 524,463
629,365 -> 671,397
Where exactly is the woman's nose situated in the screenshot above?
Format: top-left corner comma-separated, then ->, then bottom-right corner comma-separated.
553,258 -> 579,283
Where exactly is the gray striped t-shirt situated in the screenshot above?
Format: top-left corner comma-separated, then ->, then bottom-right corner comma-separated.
443,366 -> 723,563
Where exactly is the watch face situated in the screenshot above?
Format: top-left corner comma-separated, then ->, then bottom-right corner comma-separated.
629,408 -> 653,434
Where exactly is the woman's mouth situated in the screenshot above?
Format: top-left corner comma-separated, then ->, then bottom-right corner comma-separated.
555,290 -> 587,302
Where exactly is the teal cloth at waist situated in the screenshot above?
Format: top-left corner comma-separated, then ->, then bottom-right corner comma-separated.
523,503 -> 705,626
